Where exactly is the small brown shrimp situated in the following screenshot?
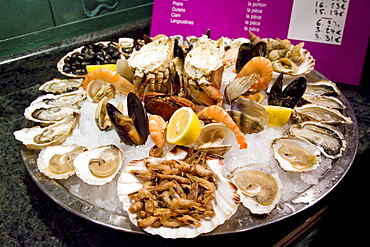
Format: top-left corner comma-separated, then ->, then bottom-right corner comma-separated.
148,115 -> 167,149
170,198 -> 201,214
197,105 -> 247,149
137,216 -> 159,228
235,56 -> 273,91
83,68 -> 136,95
186,174 -> 216,194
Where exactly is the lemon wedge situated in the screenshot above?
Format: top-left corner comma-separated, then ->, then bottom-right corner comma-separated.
262,105 -> 293,127
166,107 -> 202,146
86,64 -> 117,73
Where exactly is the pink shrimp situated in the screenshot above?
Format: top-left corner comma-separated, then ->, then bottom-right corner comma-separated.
148,115 -> 167,148
197,105 -> 247,149
236,56 -> 273,91
83,68 -> 136,95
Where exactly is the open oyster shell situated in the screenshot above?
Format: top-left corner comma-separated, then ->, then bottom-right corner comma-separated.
73,144 -> 124,185
24,103 -> 79,125
293,104 -> 352,125
288,121 -> 347,159
228,163 -> 283,215
39,78 -> 83,94
13,113 -> 79,150
37,145 -> 87,179
271,136 -> 322,172
30,90 -> 86,107
117,146 -> 240,238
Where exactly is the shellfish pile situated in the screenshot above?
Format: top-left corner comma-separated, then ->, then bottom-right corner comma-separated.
14,32 -> 353,238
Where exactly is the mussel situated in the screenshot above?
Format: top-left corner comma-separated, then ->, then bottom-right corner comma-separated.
107,92 -> 149,145
268,75 -> 307,108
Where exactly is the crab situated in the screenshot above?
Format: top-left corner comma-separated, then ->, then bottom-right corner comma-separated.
183,35 -> 225,106
143,92 -> 197,121
128,36 -> 175,95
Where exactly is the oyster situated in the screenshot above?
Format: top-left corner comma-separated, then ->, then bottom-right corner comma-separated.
73,145 -> 124,185
39,78 -> 83,94
13,113 -> 79,150
293,104 -> 352,125
196,123 -> 232,156
288,121 -> 346,159
30,91 -> 86,106
24,103 -> 78,125
271,136 -> 322,172
301,94 -> 346,110
37,145 -> 87,179
228,163 -> 283,214
117,146 -> 240,238
305,80 -> 340,96
86,79 -> 116,103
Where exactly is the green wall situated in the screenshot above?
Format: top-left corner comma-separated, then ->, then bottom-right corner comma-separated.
0,0 -> 153,58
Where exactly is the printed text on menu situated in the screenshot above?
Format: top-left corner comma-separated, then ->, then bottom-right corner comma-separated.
288,0 -> 350,45
170,0 -> 194,25
244,1 -> 267,34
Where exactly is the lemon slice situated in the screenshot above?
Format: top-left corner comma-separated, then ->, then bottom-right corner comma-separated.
86,64 -> 117,73
262,105 -> 293,127
166,107 -> 202,146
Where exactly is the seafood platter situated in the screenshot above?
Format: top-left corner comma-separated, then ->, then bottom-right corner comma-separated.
15,32 -> 358,238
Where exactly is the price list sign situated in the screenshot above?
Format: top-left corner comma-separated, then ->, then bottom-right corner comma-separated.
151,0 -> 369,85
288,0 -> 350,45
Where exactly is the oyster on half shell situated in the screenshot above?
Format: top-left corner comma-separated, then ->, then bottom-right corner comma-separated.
288,121 -> 346,159
228,163 -> 283,215
24,103 -> 79,125
37,145 -> 88,179
13,113 -> 79,150
30,91 -> 86,107
271,136 -> 322,172
293,104 -> 352,125
73,145 -> 124,185
39,78 -> 83,94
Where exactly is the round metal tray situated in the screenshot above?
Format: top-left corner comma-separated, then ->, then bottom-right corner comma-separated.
20,70 -> 359,236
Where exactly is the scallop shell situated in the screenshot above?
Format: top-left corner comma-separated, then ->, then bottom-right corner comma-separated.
117,146 -> 240,238
263,38 -> 315,78
73,145 -> 124,185
228,163 -> 283,215
57,41 -> 123,77
37,145 -> 87,179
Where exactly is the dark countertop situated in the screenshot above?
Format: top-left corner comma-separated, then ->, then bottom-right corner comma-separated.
1,22 -> 369,246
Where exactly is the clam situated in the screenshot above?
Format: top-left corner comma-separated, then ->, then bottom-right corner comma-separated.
288,121 -> 347,159
196,123 -> 232,156
30,91 -> 86,106
224,74 -> 258,104
39,78 -> 83,94
228,163 -> 283,214
117,146 -> 240,238
73,145 -> 124,185
24,103 -> 78,125
86,79 -> 116,103
37,145 -> 87,179
227,110 -> 265,134
305,80 -> 340,96
231,98 -> 269,125
271,136 -> 322,172
13,113 -> 79,150
293,104 -> 352,125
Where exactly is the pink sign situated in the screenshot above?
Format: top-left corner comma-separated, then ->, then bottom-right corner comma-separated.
151,0 -> 369,85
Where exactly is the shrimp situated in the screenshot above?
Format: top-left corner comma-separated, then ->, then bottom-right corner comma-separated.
83,68 -> 136,95
148,115 -> 167,148
197,105 -> 247,149
235,56 -> 273,91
